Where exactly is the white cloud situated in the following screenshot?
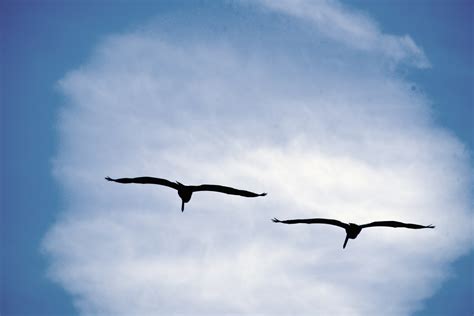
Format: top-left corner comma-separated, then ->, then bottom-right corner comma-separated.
44,3 -> 470,316
250,0 -> 431,68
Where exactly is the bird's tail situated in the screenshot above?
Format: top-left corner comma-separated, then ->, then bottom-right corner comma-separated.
343,235 -> 349,249
181,200 -> 185,212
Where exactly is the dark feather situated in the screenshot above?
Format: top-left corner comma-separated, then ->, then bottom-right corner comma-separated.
360,221 -> 435,229
272,217 -> 348,229
191,184 -> 266,197
105,176 -> 179,190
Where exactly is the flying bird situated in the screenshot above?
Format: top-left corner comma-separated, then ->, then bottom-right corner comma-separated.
272,217 -> 434,249
105,176 -> 267,211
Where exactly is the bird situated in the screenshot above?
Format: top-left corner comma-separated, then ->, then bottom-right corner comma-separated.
272,217 -> 434,249
105,176 -> 267,212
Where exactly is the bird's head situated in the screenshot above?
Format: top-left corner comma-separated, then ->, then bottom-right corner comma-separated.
346,223 -> 362,239
175,181 -> 192,209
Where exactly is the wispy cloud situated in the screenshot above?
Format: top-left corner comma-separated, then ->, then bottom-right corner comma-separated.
44,3 -> 470,316
250,0 -> 431,68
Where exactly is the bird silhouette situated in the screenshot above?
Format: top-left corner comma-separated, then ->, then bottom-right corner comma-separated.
272,217 -> 434,249
105,176 -> 267,211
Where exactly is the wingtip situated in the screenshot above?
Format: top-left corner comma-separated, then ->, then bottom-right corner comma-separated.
272,217 -> 280,223
261,192 -> 268,196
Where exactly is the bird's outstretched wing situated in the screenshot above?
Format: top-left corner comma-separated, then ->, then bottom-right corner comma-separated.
360,221 -> 435,229
105,176 -> 179,190
272,217 -> 348,229
191,184 -> 267,197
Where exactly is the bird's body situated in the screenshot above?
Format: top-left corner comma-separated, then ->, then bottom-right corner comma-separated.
105,176 -> 266,211
272,217 -> 434,249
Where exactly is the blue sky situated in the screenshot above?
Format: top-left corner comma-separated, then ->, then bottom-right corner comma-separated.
1,1 -> 472,315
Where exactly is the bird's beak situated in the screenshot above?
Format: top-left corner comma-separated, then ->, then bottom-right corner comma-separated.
343,235 -> 349,249
181,200 -> 185,212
